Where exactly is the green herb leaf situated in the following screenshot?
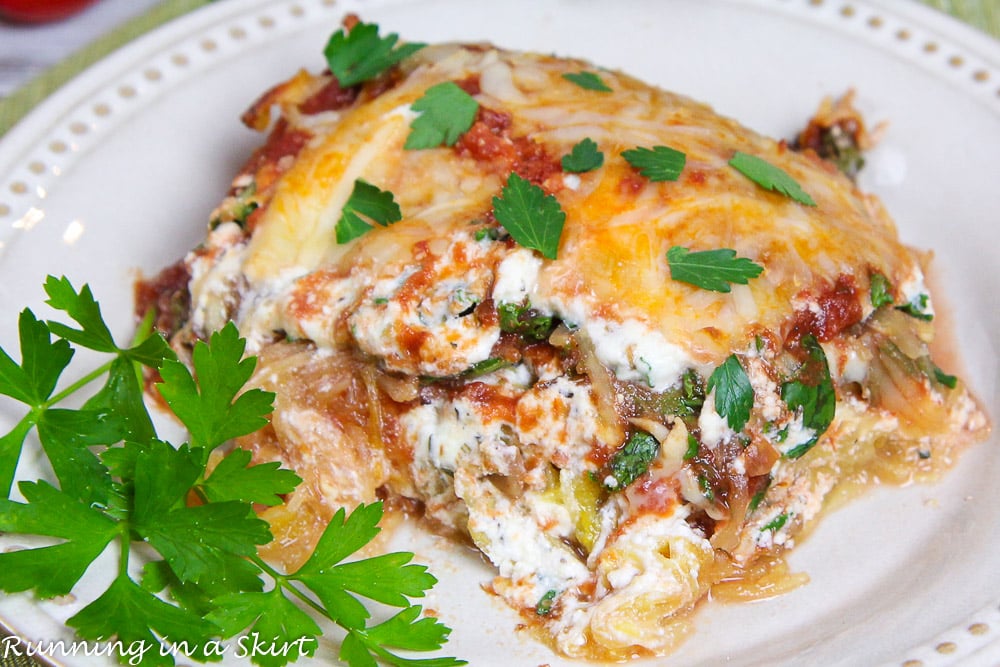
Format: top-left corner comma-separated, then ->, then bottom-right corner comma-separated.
761,513 -> 789,533
605,431 -> 660,490
0,309 -> 72,406
84,356 -> 156,443
324,21 -> 425,88
137,502 -> 271,585
498,302 -> 554,340
208,589 -> 321,667
340,634 -> 379,667
781,335 -> 836,459
70,575 -> 221,666
362,605 -> 454,653
293,504 -> 436,609
561,138 -> 604,173
288,503 -> 463,665
157,322 -> 275,452
0,481 -> 118,598
535,590 -> 557,616
729,151 -> 817,206
657,368 -> 706,424
336,179 -> 404,244
621,145 -> 686,182
666,246 -> 764,293
747,480 -> 770,514
44,276 -> 117,353
201,448 -> 301,506
697,474 -> 715,502
297,502 -> 384,573
404,82 -> 479,150
35,407 -> 118,504
473,227 -> 500,242
932,365 -> 958,389
561,71 -> 612,92
343,606 -> 464,667
461,357 -> 511,379
707,354 -> 754,433
0,418 -> 35,498
684,434 -> 700,460
492,173 -> 566,260
142,556 -> 264,618
130,439 -> 202,520
896,293 -> 934,321
869,272 -> 894,308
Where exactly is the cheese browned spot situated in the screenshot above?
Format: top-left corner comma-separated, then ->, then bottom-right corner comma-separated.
140,41 -> 989,661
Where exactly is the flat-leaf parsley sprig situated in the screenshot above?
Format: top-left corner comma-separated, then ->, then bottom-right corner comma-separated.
0,276 -> 464,667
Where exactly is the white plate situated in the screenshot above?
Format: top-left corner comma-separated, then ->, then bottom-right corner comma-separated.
0,1 -> 998,666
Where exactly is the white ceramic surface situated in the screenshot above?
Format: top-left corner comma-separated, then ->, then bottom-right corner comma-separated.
0,1 -> 997,666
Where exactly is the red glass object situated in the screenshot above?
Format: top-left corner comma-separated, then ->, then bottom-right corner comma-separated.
0,0 -> 100,23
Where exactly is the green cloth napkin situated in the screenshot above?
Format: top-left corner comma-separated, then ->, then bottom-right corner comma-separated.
0,0 -> 998,137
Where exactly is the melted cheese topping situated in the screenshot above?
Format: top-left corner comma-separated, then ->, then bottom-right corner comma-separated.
192,45 -> 914,378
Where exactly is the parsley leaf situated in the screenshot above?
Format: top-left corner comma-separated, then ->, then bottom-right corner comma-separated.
492,173 -> 566,260
44,276 -> 118,353
293,504 -> 436,615
684,434 -> 700,460
323,21 -> 426,88
781,335 -> 836,459
561,71 -> 612,92
35,407 -> 118,504
729,151 -> 817,206
761,513 -> 789,533
622,145 -> 686,182
0,418 -> 34,498
605,431 -> 660,491
0,481 -> 118,598
359,605 -> 455,653
208,590 -> 322,667
404,82 -> 479,150
201,448 -> 301,506
298,502 -> 383,570
657,368 -> 706,426
70,575 -> 220,666
932,365 -> 958,389
335,179 -> 404,244
286,503 -> 463,666
698,474 -> 715,502
869,272 -> 894,308
748,481 -> 770,514
85,356 -> 156,443
561,138 -> 604,173
498,302 -> 554,340
0,308 -> 72,406
707,354 -> 754,433
896,293 -> 934,321
535,590 -> 557,616
666,246 -> 764,293
157,322 -> 274,453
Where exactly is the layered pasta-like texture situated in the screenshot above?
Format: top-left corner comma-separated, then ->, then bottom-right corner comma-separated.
140,34 -> 988,660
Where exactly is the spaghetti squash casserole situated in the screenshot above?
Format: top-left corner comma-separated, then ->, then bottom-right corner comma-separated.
139,23 -> 989,660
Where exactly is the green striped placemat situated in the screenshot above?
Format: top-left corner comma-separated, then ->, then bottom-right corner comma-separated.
0,0 -> 998,137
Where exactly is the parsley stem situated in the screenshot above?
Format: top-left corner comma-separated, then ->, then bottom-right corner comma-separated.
117,526 -> 131,579
47,359 -> 114,406
249,554 -> 330,619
